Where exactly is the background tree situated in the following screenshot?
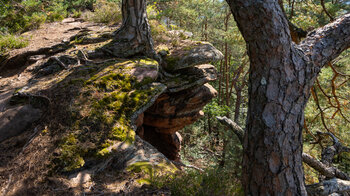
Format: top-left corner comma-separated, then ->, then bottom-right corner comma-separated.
107,0 -> 156,58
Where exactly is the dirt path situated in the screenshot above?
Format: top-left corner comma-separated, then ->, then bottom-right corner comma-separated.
0,18 -> 112,122
0,18 -> 110,91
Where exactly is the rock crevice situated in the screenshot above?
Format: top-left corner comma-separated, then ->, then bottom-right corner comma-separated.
137,40 -> 222,161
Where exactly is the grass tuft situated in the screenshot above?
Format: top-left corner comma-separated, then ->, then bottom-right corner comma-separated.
0,34 -> 28,55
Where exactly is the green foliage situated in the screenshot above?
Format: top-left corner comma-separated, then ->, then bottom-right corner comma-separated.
204,101 -> 230,117
147,2 -> 162,20
127,161 -> 177,185
0,34 -> 28,55
0,0 -> 102,34
287,0 -> 350,29
83,0 -> 122,24
149,20 -> 167,37
152,167 -> 243,196
304,49 -> 350,175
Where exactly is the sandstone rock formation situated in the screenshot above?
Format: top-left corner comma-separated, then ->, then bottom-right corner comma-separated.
138,42 -> 222,162
0,20 -> 222,194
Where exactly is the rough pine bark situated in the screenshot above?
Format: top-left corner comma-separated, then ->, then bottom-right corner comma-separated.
225,0 -> 350,195
108,0 -> 155,58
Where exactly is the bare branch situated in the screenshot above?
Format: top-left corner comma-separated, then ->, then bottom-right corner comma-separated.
321,0 -> 334,21
302,153 -> 350,180
171,161 -> 204,172
300,14 -> 350,68
216,116 -> 244,143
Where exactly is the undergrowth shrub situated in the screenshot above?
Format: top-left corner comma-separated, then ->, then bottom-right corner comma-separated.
149,20 -> 167,37
0,0 -> 102,34
46,2 -> 68,22
151,167 -> 243,196
23,12 -> 47,30
82,0 -> 122,24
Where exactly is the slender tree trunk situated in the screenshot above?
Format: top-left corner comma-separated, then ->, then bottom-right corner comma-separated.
220,138 -> 227,167
208,113 -> 212,135
233,88 -> 242,122
225,0 -> 350,195
224,11 -> 230,106
107,0 -> 156,58
218,59 -> 224,104
224,43 -> 229,105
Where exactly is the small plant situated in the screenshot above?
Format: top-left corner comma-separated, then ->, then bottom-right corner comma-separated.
24,12 -> 47,31
71,9 -> 82,18
149,20 -> 167,38
0,34 -> 29,55
127,161 -> 177,185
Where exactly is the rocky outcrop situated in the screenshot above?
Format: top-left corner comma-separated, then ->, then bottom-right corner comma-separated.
137,41 -> 222,161
0,21 -> 222,194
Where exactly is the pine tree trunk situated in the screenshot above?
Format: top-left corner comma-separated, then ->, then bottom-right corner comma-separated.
108,0 -> 155,58
225,0 -> 350,195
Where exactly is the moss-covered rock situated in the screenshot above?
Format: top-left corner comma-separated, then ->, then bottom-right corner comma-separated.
54,58 -> 165,172
162,40 -> 223,72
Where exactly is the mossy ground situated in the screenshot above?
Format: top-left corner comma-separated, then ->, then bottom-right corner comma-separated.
55,59 -> 160,173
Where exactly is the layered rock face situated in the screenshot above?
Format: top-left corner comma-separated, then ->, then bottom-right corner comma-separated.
138,40 -> 222,161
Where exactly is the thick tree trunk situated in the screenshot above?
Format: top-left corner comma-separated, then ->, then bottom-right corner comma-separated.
216,116 -> 350,195
107,0 -> 155,58
225,0 -> 350,195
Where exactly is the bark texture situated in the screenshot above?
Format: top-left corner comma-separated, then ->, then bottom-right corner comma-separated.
108,0 -> 155,58
225,0 -> 350,195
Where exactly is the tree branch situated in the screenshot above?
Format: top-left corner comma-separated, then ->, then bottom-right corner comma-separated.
302,153 -> 350,180
306,178 -> 350,196
216,116 -> 244,143
300,14 -> 350,68
321,0 -> 334,21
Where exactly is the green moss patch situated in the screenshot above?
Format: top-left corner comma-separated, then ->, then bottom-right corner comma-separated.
55,59 -> 161,172
127,161 -> 177,185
